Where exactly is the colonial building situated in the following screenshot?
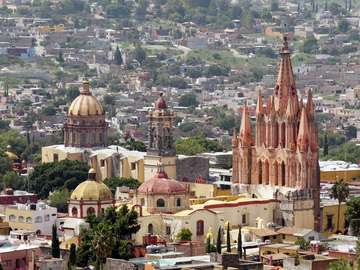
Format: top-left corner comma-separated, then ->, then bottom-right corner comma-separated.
232,36 -> 320,231
68,168 -> 114,218
144,93 -> 177,181
63,80 -> 107,148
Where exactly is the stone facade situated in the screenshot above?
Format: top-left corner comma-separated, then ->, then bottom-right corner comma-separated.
63,81 -> 108,148
144,94 -> 177,181
176,156 -> 209,182
232,36 -> 320,231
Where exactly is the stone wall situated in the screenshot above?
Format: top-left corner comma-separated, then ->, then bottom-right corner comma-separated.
176,156 -> 209,182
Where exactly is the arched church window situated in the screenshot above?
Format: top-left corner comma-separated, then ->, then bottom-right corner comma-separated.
81,133 -> 87,145
265,160 -> 270,185
148,223 -> 154,234
281,162 -> 286,186
156,198 -> 165,208
72,207 -> 78,217
258,160 -> 262,184
273,161 -> 278,186
274,122 -> 279,147
87,207 -> 95,216
281,123 -> 286,147
196,220 -> 204,236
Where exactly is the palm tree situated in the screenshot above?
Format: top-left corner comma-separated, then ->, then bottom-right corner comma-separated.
331,179 -> 350,233
92,223 -> 115,270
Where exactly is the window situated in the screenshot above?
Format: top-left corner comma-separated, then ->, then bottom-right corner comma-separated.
18,216 -> 24,223
140,198 -> 145,206
9,215 -> 16,222
176,198 -> 181,207
156,198 -> 165,208
71,207 -> 78,217
26,217 -> 32,223
44,215 -> 50,222
131,162 -> 136,170
327,215 -> 334,230
100,159 -> 105,167
87,207 -> 95,216
53,154 -> 59,162
166,226 -> 171,235
196,220 -> 204,236
242,214 -> 247,225
35,216 -> 42,223
148,223 -> 154,234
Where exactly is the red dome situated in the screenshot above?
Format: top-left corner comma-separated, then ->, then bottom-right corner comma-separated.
155,93 -> 167,110
138,170 -> 187,195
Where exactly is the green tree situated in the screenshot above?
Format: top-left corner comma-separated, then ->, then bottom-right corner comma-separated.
176,228 -> 192,241
295,237 -> 310,250
49,188 -> 71,213
329,2 -> 343,15
323,132 -> 328,156
237,225 -> 242,258
302,36 -> 318,53
346,197 -> 360,236
29,159 -> 89,198
52,224 -> 61,258
328,259 -> 352,270
178,93 -> 198,107
77,206 -> 140,266
92,223 -> 115,270
68,243 -> 76,268
0,120 -> 10,130
103,177 -> 141,195
133,46 -> 146,64
176,134 -> 223,155
337,19 -> 350,33
216,226 -> 222,254
0,171 -> 25,190
42,106 -> 57,116
114,46 -> 123,65
331,179 -> 350,233
66,87 -> 80,102
226,223 -> 231,252
206,235 -> 211,253
120,137 -> 146,152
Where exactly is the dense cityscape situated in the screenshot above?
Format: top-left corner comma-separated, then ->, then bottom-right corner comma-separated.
0,0 -> 359,269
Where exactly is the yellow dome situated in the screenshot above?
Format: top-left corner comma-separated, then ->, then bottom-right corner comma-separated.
4,151 -> 19,161
70,180 -> 113,201
68,81 -> 104,116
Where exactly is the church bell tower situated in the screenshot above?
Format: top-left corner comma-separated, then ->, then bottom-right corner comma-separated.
144,93 -> 177,181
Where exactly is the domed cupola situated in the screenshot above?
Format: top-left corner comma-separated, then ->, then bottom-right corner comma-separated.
136,164 -> 189,214
64,80 -> 108,148
68,168 -> 114,218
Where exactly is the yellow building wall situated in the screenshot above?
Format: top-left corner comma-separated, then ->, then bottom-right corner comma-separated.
321,203 -> 347,235
144,155 -> 176,181
38,24 -> 65,34
5,209 -> 34,231
188,183 -> 216,198
320,170 -> 360,183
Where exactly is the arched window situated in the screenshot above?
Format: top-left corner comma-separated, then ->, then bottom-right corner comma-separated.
72,207 -> 78,217
87,207 -> 95,216
148,223 -> 154,234
140,198 -> 145,206
273,161 -> 278,186
44,215 -> 50,222
156,198 -> 165,208
281,162 -> 286,186
274,122 -> 279,147
258,160 -> 263,184
176,198 -> 181,207
265,160 -> 270,185
281,122 -> 286,147
26,217 -> 32,223
196,220 -> 204,236
18,216 -> 24,223
35,216 -> 42,223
